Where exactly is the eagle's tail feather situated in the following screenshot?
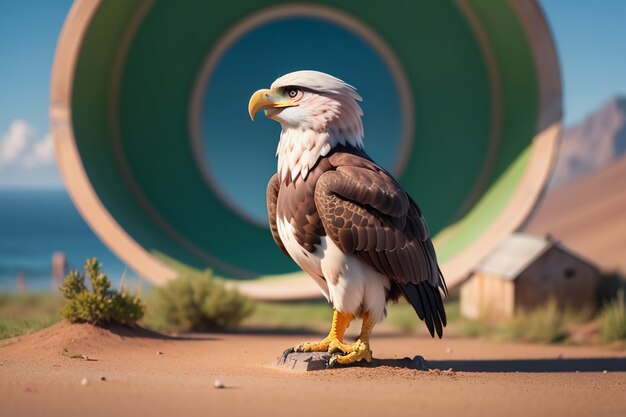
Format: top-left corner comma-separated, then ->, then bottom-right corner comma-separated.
438,265 -> 449,297
402,281 -> 446,338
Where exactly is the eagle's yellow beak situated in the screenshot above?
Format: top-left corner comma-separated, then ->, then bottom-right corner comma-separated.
248,88 -> 299,120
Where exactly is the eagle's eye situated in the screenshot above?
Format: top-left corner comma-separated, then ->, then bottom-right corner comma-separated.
286,88 -> 299,99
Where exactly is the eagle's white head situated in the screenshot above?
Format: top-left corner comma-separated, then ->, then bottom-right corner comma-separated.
248,70 -> 364,182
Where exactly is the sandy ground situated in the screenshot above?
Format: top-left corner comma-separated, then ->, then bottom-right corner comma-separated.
1,322 -> 625,417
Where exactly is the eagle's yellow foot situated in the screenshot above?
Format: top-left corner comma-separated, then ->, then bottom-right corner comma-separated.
328,339 -> 373,367
328,312 -> 376,367
286,309 -> 354,356
293,336 -> 353,354
327,338 -> 354,354
293,337 -> 332,353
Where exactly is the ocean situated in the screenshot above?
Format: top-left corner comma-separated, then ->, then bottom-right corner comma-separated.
0,189 -> 133,293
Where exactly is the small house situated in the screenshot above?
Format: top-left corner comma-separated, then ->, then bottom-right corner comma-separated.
460,233 -> 599,320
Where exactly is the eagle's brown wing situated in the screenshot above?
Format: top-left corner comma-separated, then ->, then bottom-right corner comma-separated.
315,154 -> 447,337
266,173 -> 289,257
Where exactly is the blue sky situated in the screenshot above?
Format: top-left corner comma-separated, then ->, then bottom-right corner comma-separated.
542,0 -> 626,124
0,0 -> 624,188
0,1 -> 72,187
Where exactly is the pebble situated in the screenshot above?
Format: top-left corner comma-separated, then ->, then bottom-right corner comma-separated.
157,351 -> 163,356
213,379 -> 225,389
603,370 -> 608,374
101,376 -> 106,381
81,378 -> 88,386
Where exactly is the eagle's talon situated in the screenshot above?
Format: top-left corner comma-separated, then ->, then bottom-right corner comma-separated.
293,338 -> 332,353
327,355 -> 341,368
328,340 -> 373,365
294,336 -> 355,354
282,347 -> 295,359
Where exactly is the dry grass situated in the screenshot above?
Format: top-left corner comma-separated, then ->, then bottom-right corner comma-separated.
599,290 -> 626,342
460,301 -> 591,344
0,293 -> 62,339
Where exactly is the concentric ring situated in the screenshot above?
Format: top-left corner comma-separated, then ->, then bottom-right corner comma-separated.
189,4 -> 414,227
51,0 -> 561,298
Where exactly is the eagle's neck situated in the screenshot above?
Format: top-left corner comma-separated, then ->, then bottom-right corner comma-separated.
277,126 -> 363,183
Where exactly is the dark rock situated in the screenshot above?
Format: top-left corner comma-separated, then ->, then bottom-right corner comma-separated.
276,351 -> 430,372
277,351 -> 332,371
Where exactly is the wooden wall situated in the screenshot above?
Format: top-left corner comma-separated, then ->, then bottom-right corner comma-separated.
515,247 -> 598,313
460,247 -> 598,320
460,272 -> 515,320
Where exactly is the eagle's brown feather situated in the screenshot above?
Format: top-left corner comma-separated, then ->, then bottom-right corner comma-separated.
266,148 -> 447,337
316,154 -> 444,290
317,152 -> 447,337
266,174 -> 289,258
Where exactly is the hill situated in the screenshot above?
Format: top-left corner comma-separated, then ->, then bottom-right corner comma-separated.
551,96 -> 626,187
527,155 -> 626,273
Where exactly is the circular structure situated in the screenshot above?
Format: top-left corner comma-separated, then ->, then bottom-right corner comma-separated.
192,9 -> 413,226
51,0 -> 561,299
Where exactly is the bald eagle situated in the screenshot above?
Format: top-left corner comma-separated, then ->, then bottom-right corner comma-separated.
249,71 -> 447,366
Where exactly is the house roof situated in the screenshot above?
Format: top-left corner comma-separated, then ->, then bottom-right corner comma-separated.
474,233 -> 557,280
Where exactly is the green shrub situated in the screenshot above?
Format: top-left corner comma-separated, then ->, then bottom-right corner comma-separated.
59,258 -> 145,325
146,270 -> 254,331
599,290 -> 626,342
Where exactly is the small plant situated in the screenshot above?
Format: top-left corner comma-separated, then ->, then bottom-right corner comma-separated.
146,269 -> 254,331
599,290 -> 626,342
460,301 -> 588,344
60,347 -> 92,360
498,301 -> 568,343
59,258 -> 145,325
0,293 -> 62,339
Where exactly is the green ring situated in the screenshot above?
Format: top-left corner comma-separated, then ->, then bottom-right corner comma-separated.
56,0 -> 561,289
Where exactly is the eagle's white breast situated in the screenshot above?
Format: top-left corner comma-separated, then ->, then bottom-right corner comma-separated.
276,216 -> 389,322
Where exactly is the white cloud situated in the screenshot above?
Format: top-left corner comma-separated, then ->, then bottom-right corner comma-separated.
22,133 -> 55,168
0,120 -> 62,188
0,119 -> 34,163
